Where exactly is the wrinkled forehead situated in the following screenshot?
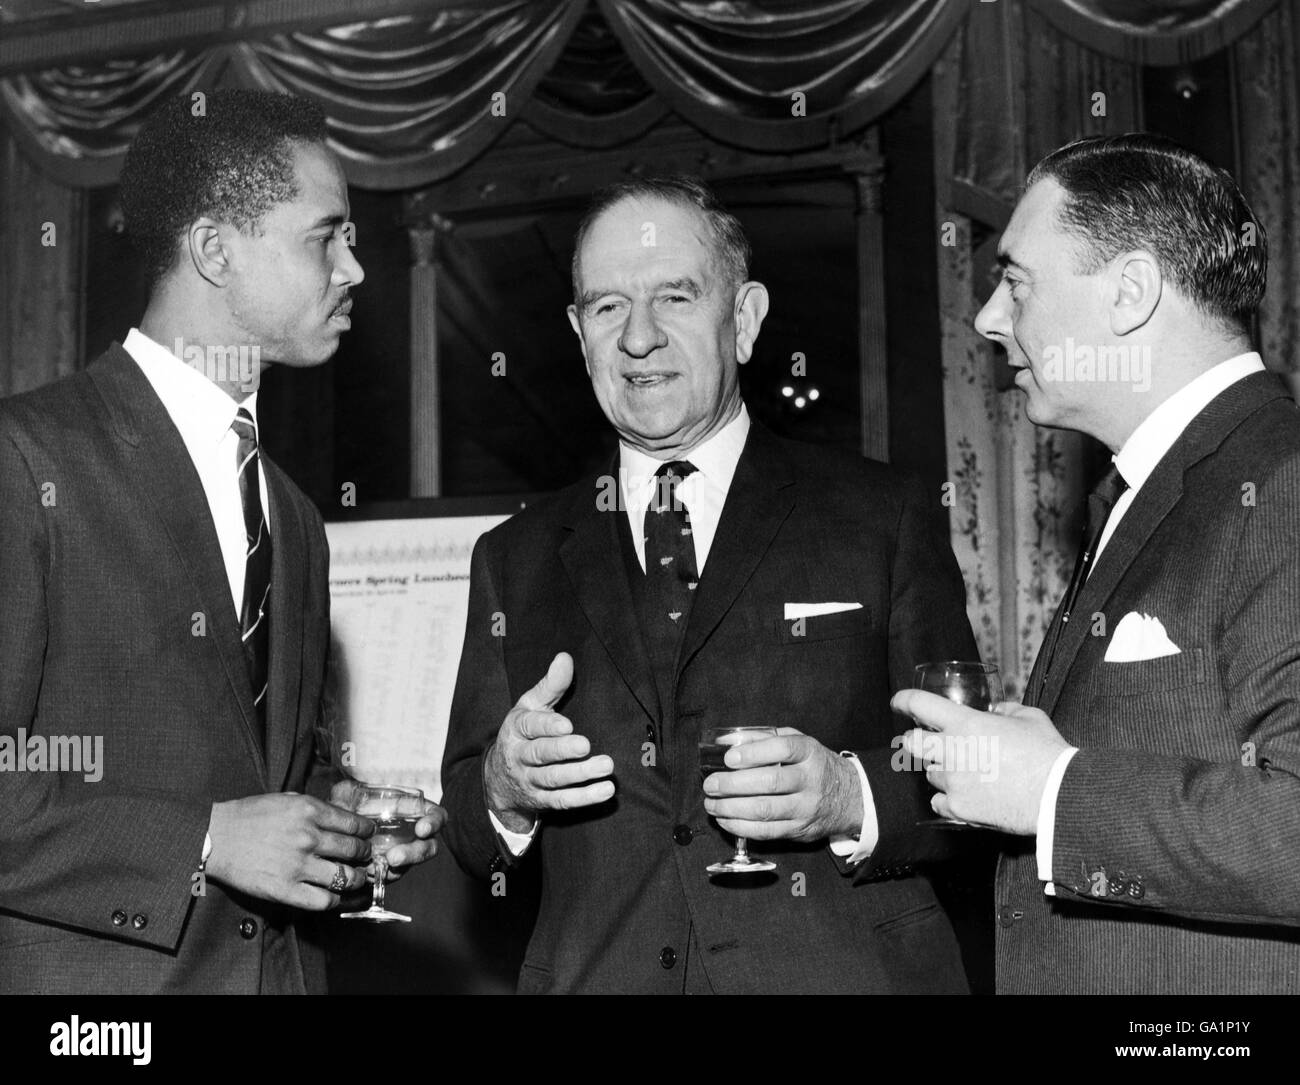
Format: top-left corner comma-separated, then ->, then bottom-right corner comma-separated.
577,197 -> 716,285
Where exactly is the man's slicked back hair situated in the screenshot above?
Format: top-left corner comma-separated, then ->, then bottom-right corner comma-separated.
1027,133 -> 1266,332
571,175 -> 751,301
120,88 -> 329,289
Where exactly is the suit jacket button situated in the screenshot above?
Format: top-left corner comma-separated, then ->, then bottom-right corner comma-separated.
111,910 -> 127,927
659,946 -> 677,969
672,825 -> 693,846
997,903 -> 1022,928
1128,878 -> 1144,900
239,918 -> 258,940
131,914 -> 148,931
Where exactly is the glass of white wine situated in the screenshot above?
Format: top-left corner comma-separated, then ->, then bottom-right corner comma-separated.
340,783 -> 426,923
912,661 -> 1003,829
699,726 -> 778,876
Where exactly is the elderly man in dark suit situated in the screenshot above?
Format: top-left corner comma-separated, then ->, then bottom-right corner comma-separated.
894,133 -> 1300,993
441,176 -> 979,994
0,89 -> 441,994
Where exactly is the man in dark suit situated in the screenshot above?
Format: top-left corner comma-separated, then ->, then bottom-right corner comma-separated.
894,133 -> 1300,993
441,177 -> 978,994
0,89 -> 441,993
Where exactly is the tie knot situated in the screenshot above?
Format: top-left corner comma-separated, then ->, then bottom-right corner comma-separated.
655,460 -> 697,484
650,460 -> 696,513
1091,462 -> 1128,511
232,407 -> 258,446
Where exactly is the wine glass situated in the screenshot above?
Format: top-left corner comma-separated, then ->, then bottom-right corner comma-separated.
912,661 -> 1002,829
340,782 -> 426,923
699,726 -> 778,876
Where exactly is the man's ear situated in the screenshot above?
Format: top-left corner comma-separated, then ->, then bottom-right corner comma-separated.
1109,250 -> 1161,336
187,217 -> 230,288
734,282 -> 770,365
567,303 -> 592,377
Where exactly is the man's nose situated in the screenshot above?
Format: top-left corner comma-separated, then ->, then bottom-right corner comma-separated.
974,284 -> 1005,342
618,301 -> 667,357
334,239 -> 365,288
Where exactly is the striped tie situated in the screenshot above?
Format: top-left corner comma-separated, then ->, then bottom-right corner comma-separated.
232,406 -> 271,746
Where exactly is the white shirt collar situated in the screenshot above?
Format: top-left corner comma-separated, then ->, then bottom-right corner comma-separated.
123,328 -> 258,449
1114,352 -> 1265,492
618,403 -> 750,509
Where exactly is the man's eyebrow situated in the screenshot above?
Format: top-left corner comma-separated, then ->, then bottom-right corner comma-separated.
659,278 -> 702,295
996,251 -> 1032,274
306,213 -> 348,231
578,288 -> 620,310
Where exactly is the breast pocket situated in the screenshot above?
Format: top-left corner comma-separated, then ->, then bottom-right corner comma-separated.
772,606 -> 873,644
1093,646 -> 1206,696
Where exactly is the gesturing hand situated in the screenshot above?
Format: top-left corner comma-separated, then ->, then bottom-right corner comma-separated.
702,729 -> 863,844
483,652 -> 615,833
206,792 -> 373,909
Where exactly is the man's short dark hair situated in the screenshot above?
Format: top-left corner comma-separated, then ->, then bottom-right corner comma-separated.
1027,133 -> 1266,332
571,176 -> 751,301
120,89 -> 329,289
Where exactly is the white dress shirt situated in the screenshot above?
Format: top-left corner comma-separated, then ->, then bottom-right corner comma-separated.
1036,352 -> 1266,891
493,404 -> 879,862
123,327 -> 268,617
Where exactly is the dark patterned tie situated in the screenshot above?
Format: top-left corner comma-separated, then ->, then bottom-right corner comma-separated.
1031,461 -> 1128,702
643,461 -> 699,675
232,407 -> 271,746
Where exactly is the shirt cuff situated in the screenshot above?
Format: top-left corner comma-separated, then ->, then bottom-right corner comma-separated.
488,807 -> 538,857
828,752 -> 878,865
1036,746 -> 1080,896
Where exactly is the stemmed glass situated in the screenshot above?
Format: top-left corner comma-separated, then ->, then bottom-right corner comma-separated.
912,661 -> 1002,828
699,726 -> 778,875
340,783 -> 426,923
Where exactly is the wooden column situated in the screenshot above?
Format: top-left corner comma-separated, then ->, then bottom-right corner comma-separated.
845,134 -> 889,463
404,198 -> 452,497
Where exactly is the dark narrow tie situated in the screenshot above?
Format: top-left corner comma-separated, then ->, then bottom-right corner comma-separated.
232,407 -> 272,746
1032,462 -> 1128,701
643,461 -> 699,678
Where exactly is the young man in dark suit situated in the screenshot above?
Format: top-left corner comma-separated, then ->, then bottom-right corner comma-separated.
441,177 -> 979,993
0,89 -> 441,994
894,133 -> 1300,993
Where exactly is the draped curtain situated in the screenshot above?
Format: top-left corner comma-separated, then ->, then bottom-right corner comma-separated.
935,0 -> 1293,697
0,0 -> 968,189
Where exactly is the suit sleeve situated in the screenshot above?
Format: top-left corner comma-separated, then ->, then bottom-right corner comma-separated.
851,472 -> 979,882
440,533 -> 518,879
1050,451 -> 1300,924
0,415 -> 208,951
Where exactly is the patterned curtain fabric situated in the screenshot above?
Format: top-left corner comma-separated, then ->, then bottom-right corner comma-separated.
0,0 -> 968,188
1234,2 -> 1300,395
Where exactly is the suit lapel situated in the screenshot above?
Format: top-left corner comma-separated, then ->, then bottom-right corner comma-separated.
560,469 -> 661,723
88,346 -> 268,781
678,425 -> 796,673
262,456 -> 306,791
1033,371 -> 1291,715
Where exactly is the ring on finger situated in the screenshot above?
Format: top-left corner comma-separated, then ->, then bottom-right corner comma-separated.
328,863 -> 348,894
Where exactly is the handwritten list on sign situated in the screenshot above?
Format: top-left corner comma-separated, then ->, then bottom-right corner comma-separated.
323,513 -> 512,801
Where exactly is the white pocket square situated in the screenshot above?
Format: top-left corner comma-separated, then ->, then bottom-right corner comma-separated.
784,602 -> 862,620
1104,611 -> 1181,662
